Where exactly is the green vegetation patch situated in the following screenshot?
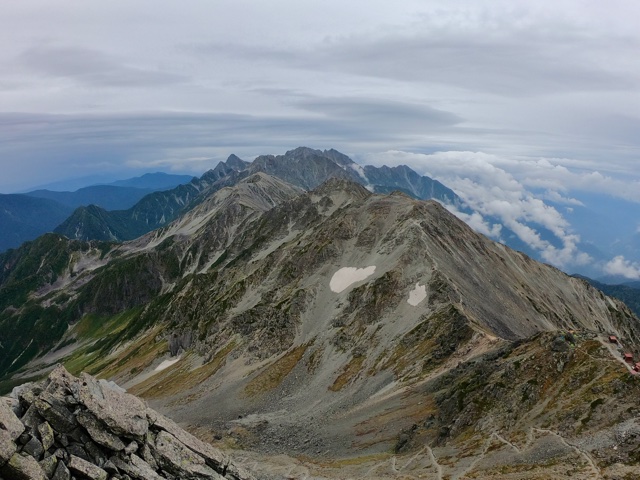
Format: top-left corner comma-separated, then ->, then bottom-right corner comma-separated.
61,307 -> 146,376
0,303 -> 73,377
71,308 -> 138,341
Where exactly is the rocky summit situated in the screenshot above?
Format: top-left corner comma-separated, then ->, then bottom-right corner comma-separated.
0,365 -> 253,480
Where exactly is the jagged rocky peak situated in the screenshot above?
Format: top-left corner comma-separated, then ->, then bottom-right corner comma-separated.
0,365 -> 254,480
280,146 -> 353,165
301,177 -> 373,218
282,146 -> 326,159
124,172 -> 304,258
224,154 -> 249,171
250,147 -> 361,190
49,146 -> 463,247
189,172 -> 303,219
201,154 -> 247,183
319,148 -> 356,166
195,153 -> 247,184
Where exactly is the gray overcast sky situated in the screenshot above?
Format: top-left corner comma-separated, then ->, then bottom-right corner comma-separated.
1,0 -> 639,193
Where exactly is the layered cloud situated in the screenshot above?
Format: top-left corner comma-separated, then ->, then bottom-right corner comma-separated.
206,13 -> 638,97
1,1 -> 639,192
0,104 -> 462,192
18,46 -> 188,88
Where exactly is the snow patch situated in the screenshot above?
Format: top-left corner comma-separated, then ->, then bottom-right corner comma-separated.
408,283 -> 427,306
154,357 -> 181,372
330,266 -> 376,293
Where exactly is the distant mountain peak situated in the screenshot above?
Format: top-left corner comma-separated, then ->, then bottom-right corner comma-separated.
283,146 -> 325,158
281,147 -> 355,167
320,148 -> 355,166
107,172 -> 195,190
225,154 -> 249,170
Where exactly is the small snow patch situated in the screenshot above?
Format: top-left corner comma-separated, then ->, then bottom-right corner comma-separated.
154,357 -> 181,372
330,266 -> 376,293
408,283 -> 427,306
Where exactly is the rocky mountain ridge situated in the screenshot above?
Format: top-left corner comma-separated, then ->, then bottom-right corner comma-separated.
53,147 -> 460,244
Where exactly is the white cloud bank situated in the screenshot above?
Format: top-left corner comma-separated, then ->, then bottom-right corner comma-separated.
603,256 -> 640,280
364,150 -> 595,268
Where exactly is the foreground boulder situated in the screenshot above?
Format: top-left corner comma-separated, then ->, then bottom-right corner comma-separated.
0,365 -> 254,480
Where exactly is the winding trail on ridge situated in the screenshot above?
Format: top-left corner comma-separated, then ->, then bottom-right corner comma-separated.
426,446 -> 443,480
532,428 -> 603,480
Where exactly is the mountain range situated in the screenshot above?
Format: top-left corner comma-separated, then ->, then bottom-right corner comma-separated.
0,195 -> 73,255
0,173 -> 195,253
3,148 -> 638,286
53,148 -> 459,243
2,150 -> 640,478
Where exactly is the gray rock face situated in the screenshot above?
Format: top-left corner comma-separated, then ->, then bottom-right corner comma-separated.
22,435 -> 44,457
33,396 -> 76,434
76,411 -> 126,451
37,422 -> 54,451
68,454 -> 108,480
154,430 -> 222,479
73,372 -> 149,438
0,429 -> 17,466
148,411 -> 230,471
39,453 -> 57,477
0,365 -> 254,480
0,396 -> 25,440
0,452 -> 47,480
51,459 -> 70,480
111,453 -> 165,480
0,395 -> 23,468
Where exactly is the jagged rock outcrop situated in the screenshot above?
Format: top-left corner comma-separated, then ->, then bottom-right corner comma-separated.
0,366 -> 253,480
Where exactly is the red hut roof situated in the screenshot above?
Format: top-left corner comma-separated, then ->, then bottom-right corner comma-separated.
624,353 -> 634,362
609,335 -> 618,343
